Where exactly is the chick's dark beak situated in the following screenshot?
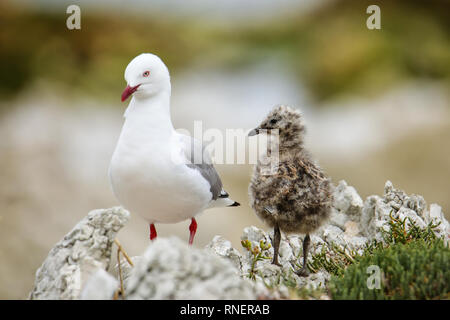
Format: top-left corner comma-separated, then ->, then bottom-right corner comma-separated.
248,128 -> 260,136
121,84 -> 141,102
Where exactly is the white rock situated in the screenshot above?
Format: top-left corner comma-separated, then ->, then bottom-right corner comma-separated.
360,181 -> 450,243
343,236 -> 368,251
322,225 -> 346,247
397,207 -> 426,229
296,270 -> 330,290
333,180 -> 364,220
29,207 -> 130,300
257,263 -> 283,279
286,235 -> 303,256
30,180 -> 450,300
80,269 -> 118,300
205,236 -> 242,271
328,208 -> 348,230
344,221 -> 360,237
207,181 -> 449,298
125,237 -> 255,300
428,204 -> 450,242
278,237 -> 295,264
241,226 -> 271,246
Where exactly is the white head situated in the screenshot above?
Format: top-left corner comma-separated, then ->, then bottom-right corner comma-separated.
121,53 -> 171,102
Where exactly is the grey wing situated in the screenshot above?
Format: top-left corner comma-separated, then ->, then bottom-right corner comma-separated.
178,134 -> 224,200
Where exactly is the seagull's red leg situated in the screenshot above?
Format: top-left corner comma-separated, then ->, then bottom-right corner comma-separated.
188,218 -> 197,245
150,223 -> 157,241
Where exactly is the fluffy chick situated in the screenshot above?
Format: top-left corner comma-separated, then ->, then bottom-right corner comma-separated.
248,105 -> 332,276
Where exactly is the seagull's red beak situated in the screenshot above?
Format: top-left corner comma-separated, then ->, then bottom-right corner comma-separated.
121,84 -> 141,102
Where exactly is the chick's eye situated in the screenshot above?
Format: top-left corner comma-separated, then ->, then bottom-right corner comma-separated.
143,71 -> 150,77
270,119 -> 278,124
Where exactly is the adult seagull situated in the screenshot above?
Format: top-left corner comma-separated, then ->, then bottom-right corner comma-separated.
109,53 -> 239,245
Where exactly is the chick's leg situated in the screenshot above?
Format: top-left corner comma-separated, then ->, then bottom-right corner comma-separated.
296,234 -> 310,277
272,224 -> 282,266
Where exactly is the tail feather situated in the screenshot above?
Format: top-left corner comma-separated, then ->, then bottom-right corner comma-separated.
208,196 -> 240,208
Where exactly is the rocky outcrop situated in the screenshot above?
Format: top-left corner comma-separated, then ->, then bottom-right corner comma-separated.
29,181 -> 449,300
206,180 -> 449,297
362,181 -> 449,241
80,269 -> 118,300
124,237 -> 255,300
29,207 -> 130,300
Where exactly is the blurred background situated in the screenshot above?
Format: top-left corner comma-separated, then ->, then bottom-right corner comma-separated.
0,0 -> 449,299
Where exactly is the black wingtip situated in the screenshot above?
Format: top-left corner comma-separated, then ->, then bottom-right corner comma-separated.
229,201 -> 240,207
219,191 -> 229,198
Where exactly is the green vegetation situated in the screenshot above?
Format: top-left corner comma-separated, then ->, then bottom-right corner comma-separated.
241,239 -> 272,280
240,214 -> 448,299
308,242 -> 363,277
240,238 -> 329,299
1,0 -> 449,104
329,239 -> 449,299
307,213 -> 449,299
309,212 -> 443,276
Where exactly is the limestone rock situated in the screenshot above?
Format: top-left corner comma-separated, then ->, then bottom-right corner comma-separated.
30,180 -> 449,300
125,237 -> 255,300
205,235 -> 242,271
426,204 -> 450,242
207,180 -> 449,297
80,269 -> 118,300
344,221 -> 360,237
29,207 -> 130,300
333,180 -> 364,220
328,208 -> 348,230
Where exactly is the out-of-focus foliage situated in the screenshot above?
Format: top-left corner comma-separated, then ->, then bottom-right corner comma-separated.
0,2 -> 203,102
0,0 -> 449,103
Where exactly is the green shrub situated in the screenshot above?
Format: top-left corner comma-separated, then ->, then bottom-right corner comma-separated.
308,213 -> 448,299
309,213 -> 442,277
329,239 -> 449,300
308,242 -> 361,277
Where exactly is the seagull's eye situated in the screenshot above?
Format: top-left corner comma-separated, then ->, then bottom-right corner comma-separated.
143,71 -> 150,77
270,119 -> 278,125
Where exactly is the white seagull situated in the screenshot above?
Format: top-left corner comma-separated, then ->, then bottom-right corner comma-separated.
109,53 -> 240,245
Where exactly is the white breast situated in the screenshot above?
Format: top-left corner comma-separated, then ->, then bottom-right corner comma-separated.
109,101 -> 212,224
